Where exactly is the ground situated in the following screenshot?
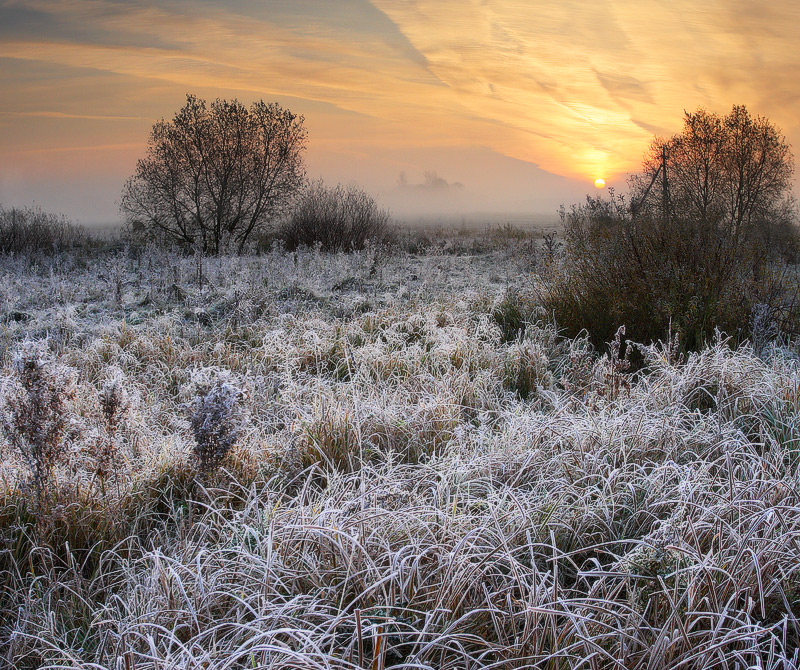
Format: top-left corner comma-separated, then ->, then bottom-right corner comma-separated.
1,236 -> 800,669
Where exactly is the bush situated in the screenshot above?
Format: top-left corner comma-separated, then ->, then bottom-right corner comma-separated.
190,381 -> 245,476
279,180 -> 394,251
547,192 -> 800,351
0,205 -> 84,253
1,343 -> 76,499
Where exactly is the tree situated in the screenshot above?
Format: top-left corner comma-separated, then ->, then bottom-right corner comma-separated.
631,105 -> 795,232
120,95 -> 307,254
548,106 -> 798,351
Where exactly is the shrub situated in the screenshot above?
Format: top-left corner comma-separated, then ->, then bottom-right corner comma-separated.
0,204 -> 84,254
1,342 -> 76,499
548,192 -> 800,351
190,381 -> 245,476
279,180 -> 394,251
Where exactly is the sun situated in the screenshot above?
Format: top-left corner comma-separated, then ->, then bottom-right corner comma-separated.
594,178 -> 606,189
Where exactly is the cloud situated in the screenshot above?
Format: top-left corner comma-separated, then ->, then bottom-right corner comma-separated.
367,0 -> 800,179
1,0 -> 799,223
4,1 -> 799,173
1,111 -> 145,121
594,71 -> 653,106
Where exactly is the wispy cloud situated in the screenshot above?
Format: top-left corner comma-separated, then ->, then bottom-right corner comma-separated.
0,111 -> 145,121
368,0 -> 800,178
0,0 -> 798,222
4,142 -> 143,156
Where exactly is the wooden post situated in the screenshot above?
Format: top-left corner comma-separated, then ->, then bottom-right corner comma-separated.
661,145 -> 670,222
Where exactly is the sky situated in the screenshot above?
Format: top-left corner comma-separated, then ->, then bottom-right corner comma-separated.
1,0 -> 799,225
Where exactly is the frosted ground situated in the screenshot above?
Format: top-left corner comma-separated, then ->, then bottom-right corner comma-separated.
1,239 -> 800,669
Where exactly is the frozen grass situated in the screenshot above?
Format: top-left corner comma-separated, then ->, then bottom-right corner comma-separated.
1,244 -> 800,668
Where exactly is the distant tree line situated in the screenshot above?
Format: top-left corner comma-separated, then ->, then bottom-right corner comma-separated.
397,170 -> 464,192
0,205 -> 84,254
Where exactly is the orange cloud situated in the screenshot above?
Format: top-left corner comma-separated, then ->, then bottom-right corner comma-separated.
1,0 -> 798,221
369,0 -> 800,179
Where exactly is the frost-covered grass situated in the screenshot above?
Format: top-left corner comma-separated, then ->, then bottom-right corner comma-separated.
1,244 -> 800,669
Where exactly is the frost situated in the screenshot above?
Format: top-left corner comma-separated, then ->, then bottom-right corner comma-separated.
190,379 -> 245,475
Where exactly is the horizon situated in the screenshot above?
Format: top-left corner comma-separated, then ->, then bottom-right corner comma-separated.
1,0 -> 799,225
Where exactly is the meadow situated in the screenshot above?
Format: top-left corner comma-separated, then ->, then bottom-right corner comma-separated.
1,230 -> 800,669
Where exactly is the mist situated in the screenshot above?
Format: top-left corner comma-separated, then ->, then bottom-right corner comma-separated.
308,144 -> 590,228
1,142 -> 592,229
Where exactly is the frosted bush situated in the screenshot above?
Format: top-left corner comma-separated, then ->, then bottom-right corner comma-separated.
189,379 -> 245,475
1,341 -> 76,497
86,366 -> 132,486
179,365 -> 237,403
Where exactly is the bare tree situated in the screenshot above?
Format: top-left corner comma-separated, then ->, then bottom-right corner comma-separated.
632,105 -> 794,231
120,95 -> 307,254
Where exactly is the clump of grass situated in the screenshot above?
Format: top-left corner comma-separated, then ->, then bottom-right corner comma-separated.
491,288 -> 527,343
294,400 -> 361,473
502,339 -> 554,400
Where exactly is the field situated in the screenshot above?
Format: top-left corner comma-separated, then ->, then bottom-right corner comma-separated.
2,234 -> 800,669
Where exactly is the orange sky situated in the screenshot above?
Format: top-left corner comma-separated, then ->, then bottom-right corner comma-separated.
1,0 -> 798,224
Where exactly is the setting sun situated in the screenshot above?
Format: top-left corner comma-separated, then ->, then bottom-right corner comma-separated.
594,178 -> 606,189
